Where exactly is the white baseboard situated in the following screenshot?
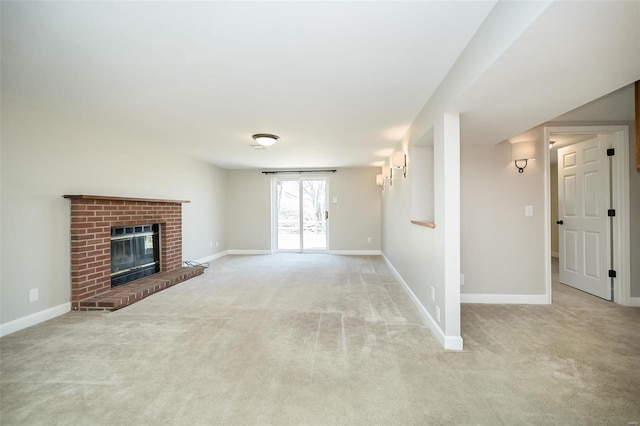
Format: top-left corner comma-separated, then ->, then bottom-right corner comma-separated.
227,250 -> 272,255
224,250 -> 381,256
443,335 -> 464,351
628,297 -> 640,307
329,250 -> 381,256
192,251 -> 228,264
0,302 -> 71,338
461,293 -> 549,304
382,255 -> 463,351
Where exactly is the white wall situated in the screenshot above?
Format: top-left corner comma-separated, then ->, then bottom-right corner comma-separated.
460,136 -> 547,299
382,114 -> 462,349
328,168 -> 381,251
225,168 -> 381,252
461,83 -> 639,302
225,170 -> 272,251
409,143 -> 434,223
0,98 -> 227,327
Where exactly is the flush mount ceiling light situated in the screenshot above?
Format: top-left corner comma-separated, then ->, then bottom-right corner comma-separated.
252,133 -> 279,147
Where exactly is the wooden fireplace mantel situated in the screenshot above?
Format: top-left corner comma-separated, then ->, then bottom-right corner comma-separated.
63,194 -> 190,204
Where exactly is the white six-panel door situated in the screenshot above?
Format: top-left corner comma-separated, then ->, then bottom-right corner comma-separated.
557,136 -> 610,300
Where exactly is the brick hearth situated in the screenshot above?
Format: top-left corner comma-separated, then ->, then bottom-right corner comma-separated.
77,267 -> 203,311
64,195 -> 202,311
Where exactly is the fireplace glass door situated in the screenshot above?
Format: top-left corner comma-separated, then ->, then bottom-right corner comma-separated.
110,224 -> 160,287
111,238 -> 135,273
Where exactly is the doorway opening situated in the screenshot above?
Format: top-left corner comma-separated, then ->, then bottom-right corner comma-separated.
272,176 -> 329,252
545,126 -> 631,305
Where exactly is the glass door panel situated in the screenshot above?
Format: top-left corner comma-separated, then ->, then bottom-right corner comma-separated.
276,179 -> 301,251
302,179 -> 327,251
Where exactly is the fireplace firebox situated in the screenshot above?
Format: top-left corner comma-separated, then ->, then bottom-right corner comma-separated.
111,224 -> 160,287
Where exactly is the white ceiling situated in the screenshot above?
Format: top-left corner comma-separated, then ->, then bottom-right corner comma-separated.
1,1 -> 497,169
3,1 -> 639,170
453,0 -> 640,147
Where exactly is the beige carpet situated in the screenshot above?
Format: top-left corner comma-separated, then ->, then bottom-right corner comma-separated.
1,254 -> 639,425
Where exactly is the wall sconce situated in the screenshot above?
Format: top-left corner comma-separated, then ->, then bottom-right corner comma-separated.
511,141 -> 536,173
393,151 -> 407,178
382,165 -> 392,186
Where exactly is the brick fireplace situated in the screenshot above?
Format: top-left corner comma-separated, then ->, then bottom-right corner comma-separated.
64,195 -> 203,311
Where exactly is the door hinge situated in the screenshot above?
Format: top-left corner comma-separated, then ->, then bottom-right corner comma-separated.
607,148 -> 615,156
608,209 -> 616,217
608,270 -> 617,278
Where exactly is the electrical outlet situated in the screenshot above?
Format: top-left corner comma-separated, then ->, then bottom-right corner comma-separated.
436,306 -> 441,322
431,286 -> 435,302
525,205 -> 533,217
460,273 -> 465,286
367,237 -> 372,243
29,288 -> 39,303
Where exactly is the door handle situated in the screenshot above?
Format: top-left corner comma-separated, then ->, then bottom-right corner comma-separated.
325,210 -> 329,220
556,220 -> 564,225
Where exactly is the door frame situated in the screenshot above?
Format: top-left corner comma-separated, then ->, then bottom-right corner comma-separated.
544,125 -> 631,305
270,174 -> 330,253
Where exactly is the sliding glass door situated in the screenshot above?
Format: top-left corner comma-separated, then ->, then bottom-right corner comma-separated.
274,177 -> 328,252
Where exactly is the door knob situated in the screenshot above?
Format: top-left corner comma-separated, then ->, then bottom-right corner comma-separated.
556,220 -> 564,225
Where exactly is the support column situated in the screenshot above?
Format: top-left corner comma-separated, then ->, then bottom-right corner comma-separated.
440,112 -> 463,350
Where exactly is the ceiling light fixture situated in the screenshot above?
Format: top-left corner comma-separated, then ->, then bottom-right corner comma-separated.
252,133 -> 279,147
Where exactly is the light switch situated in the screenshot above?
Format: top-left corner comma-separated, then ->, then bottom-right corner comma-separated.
525,205 -> 533,217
